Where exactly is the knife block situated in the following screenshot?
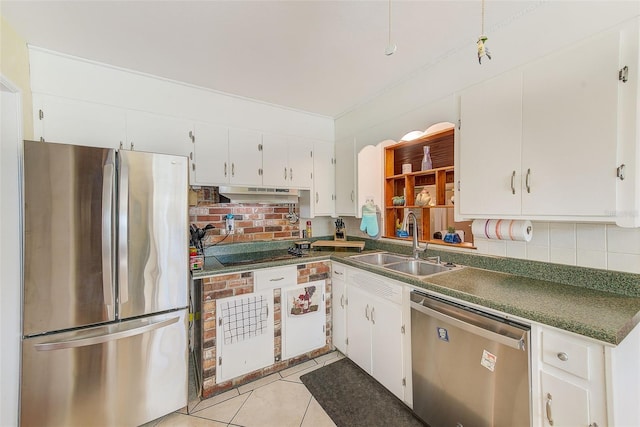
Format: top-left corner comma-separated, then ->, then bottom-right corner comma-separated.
334,225 -> 346,241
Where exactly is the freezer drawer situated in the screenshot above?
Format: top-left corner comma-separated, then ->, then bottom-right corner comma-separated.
20,310 -> 188,427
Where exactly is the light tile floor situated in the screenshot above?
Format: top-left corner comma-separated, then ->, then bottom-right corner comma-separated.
144,351 -> 344,427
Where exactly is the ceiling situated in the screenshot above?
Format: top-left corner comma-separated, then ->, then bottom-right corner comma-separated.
2,1 -> 544,118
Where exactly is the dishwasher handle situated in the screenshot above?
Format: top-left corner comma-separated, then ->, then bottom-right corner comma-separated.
410,297 -> 527,351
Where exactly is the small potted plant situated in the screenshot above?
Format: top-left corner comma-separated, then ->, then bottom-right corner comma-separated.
443,226 -> 462,244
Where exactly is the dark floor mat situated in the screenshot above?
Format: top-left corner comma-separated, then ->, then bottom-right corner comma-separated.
300,357 -> 426,427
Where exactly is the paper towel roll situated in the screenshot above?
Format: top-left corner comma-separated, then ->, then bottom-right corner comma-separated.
471,219 -> 533,242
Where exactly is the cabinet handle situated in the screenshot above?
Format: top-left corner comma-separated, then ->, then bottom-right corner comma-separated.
340,294 -> 345,308
224,162 -> 228,177
284,167 -> 287,180
545,393 -> 554,426
189,130 -> 195,143
290,168 -> 293,181
525,168 -> 531,193
130,142 -> 135,151
556,352 -> 569,362
269,277 -> 285,282
351,190 -> 355,202
510,170 -> 516,195
617,164 -> 626,181
334,270 -> 343,276
232,163 -> 235,177
365,304 -> 370,320
316,192 -> 319,203
371,306 -> 376,324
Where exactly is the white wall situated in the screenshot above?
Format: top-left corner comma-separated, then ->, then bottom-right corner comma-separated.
29,47 -> 334,142
337,1 -> 640,148
475,222 -> 640,274
339,1 -> 640,274
1,81 -> 23,427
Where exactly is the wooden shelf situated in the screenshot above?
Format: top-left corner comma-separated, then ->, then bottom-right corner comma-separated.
383,127 -> 472,244
385,204 -> 454,210
384,236 -> 476,250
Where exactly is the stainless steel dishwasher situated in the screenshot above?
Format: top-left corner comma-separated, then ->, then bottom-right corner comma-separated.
410,290 -> 531,427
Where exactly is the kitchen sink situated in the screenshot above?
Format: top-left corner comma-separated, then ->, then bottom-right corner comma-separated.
348,252 -> 410,266
384,260 -> 452,277
348,252 -> 462,278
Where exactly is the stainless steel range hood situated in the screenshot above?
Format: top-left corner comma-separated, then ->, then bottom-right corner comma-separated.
218,186 -> 299,204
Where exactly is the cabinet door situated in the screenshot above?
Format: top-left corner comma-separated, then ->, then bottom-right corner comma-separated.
458,70 -> 523,218
126,110 -> 192,156
313,142 -> 335,216
281,280 -> 326,360
335,137 -> 357,216
616,20 -> 640,228
192,122 -> 229,186
261,133 -> 288,188
34,94 -> 125,149
216,290 -> 274,383
345,285 -> 372,373
288,137 -> 313,189
228,128 -> 262,186
331,268 -> 348,355
357,142 -> 385,219
370,296 -> 404,400
521,31 -> 619,217
541,371 -> 590,427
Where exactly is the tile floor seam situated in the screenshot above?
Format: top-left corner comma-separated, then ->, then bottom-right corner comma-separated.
229,389 -> 254,426
299,393 -> 314,427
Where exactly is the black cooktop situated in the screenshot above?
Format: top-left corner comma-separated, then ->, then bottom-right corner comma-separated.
213,248 -> 310,267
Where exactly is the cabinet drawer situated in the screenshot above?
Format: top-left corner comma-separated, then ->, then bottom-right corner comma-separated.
332,264 -> 347,279
542,330 -> 590,379
254,266 -> 297,291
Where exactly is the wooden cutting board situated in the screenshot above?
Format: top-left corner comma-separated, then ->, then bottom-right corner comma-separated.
310,240 -> 365,251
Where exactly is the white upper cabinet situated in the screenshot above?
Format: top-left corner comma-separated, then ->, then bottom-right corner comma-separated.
228,128 -> 262,186
458,70 -> 523,218
335,137 -> 357,216
261,133 -> 289,188
261,134 -> 313,189
33,93 -> 125,149
457,27 -> 622,223
617,18 -> 640,228
125,110 -> 192,156
190,122 -> 229,186
287,138 -> 313,189
520,30 -> 619,218
312,141 -> 335,216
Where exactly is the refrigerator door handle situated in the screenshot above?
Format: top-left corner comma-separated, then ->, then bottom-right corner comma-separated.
33,316 -> 180,351
102,152 -> 115,310
118,154 -> 129,304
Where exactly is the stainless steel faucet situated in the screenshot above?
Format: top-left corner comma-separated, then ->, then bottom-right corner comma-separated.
405,212 -> 425,259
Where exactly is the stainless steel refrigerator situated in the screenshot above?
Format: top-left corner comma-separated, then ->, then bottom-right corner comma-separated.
20,140 -> 189,427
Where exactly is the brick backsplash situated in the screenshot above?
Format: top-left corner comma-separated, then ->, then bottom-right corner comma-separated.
189,186 -> 300,245
199,260 -> 332,399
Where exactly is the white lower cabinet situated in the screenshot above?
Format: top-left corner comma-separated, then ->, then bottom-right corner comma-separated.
281,280 -> 326,360
331,264 -> 348,355
346,269 -> 405,400
535,326 -> 607,427
215,290 -> 274,383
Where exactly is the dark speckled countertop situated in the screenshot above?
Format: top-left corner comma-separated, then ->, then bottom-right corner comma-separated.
191,239 -> 640,346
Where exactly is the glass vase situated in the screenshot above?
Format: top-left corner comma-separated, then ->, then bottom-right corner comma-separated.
421,146 -> 433,171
